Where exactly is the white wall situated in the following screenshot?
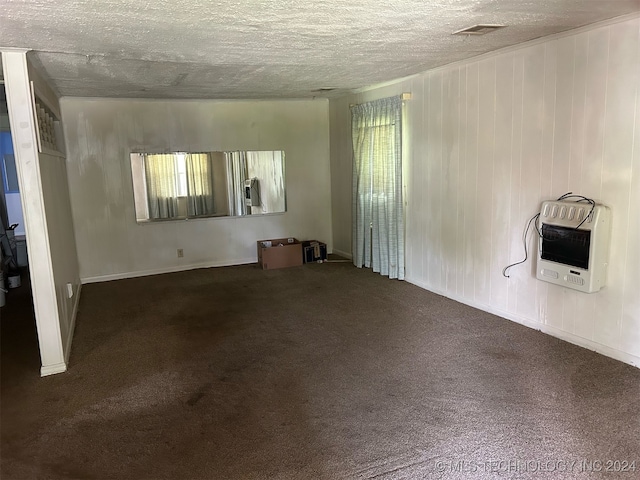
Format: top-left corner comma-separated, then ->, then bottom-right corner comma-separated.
61,98 -> 332,282
329,15 -> 640,366
39,151 -> 81,357
28,60 -> 82,365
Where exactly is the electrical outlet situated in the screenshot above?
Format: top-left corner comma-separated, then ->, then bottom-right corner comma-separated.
66,283 -> 74,298
177,249 -> 184,258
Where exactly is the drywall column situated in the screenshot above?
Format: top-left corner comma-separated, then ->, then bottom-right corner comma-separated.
2,50 -> 66,376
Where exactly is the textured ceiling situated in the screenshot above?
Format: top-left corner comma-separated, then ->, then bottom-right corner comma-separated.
1,0 -> 639,99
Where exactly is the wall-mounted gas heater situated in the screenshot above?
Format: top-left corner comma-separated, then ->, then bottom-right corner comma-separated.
536,199 -> 611,293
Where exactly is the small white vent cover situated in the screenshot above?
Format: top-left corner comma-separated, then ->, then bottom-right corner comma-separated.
452,24 -> 506,35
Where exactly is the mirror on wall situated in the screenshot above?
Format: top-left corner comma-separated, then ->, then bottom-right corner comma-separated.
130,150 -> 285,223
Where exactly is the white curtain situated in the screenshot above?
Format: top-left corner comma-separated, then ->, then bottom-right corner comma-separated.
225,151 -> 248,216
144,154 -> 179,219
351,96 -> 404,280
186,153 -> 215,216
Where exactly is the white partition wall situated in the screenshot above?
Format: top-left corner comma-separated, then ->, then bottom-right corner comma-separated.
2,50 -> 81,376
329,14 -> 640,367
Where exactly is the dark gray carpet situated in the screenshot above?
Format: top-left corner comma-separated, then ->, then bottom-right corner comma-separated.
1,261 -> 639,479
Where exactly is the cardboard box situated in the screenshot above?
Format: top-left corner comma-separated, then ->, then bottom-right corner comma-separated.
257,238 -> 303,270
302,240 -> 327,263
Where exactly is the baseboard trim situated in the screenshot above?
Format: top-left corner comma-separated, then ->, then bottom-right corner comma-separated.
405,276 -> 640,369
41,362 -> 67,377
81,258 -> 257,284
332,249 -> 352,260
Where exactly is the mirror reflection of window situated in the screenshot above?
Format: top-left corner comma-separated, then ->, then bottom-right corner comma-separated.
176,153 -> 188,196
184,154 -> 215,217
143,153 -> 180,219
224,151 -> 248,217
130,151 -> 286,223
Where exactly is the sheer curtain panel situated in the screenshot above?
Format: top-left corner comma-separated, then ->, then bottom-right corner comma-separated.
225,151 -> 248,216
351,96 -> 404,280
186,153 -> 215,216
144,154 -> 179,219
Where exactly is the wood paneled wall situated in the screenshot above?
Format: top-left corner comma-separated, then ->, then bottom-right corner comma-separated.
329,15 -> 640,365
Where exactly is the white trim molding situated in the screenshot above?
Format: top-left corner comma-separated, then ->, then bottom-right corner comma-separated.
41,362 -> 67,377
81,258 -> 257,284
331,249 -> 353,260
2,50 -> 67,374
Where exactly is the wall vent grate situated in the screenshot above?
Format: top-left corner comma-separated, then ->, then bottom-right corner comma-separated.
453,24 -> 506,35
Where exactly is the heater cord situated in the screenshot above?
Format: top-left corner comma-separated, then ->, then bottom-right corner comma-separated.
502,213 -> 540,278
552,193 -> 595,231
